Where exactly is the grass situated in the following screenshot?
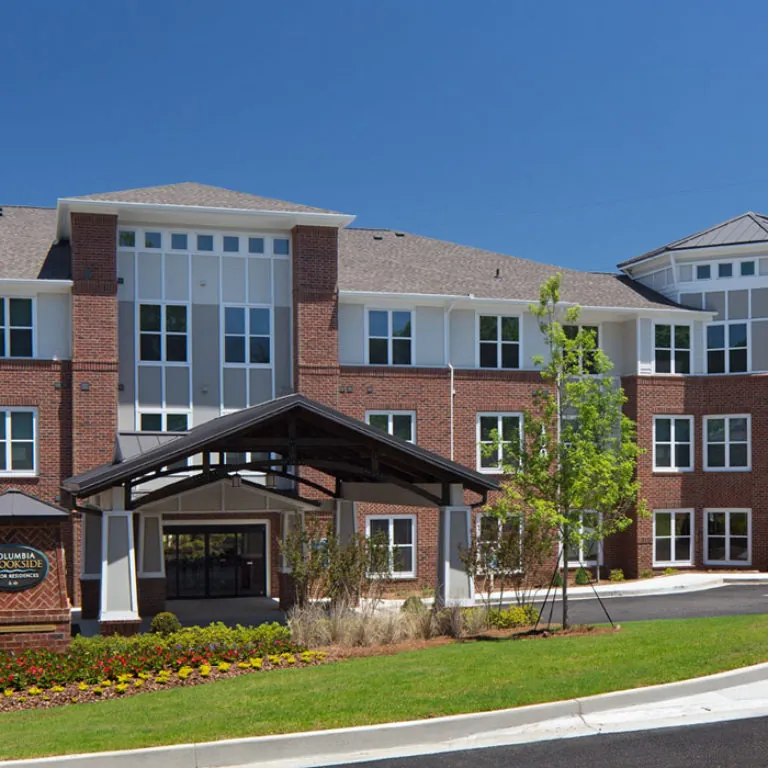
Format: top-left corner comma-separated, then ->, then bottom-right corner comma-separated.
3,614 -> 768,759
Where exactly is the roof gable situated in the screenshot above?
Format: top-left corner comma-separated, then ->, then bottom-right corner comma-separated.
0,206 -> 70,280
68,182 -> 339,215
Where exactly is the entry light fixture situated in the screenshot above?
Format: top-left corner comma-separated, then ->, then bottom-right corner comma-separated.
231,473 -> 242,488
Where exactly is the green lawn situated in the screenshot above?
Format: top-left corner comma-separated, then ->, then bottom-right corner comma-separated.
3,614 -> 768,760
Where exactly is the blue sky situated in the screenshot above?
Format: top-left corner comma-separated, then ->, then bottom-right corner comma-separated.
2,1 -> 767,271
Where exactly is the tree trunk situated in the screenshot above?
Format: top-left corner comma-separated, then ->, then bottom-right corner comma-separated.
562,525 -> 569,630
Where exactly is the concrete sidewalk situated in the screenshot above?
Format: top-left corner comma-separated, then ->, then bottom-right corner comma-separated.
6,661 -> 768,768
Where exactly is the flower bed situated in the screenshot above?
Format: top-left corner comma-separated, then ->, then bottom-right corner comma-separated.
0,622 -> 329,710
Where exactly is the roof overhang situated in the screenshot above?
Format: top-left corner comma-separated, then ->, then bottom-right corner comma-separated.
62,394 -> 497,509
0,490 -> 69,519
55,199 -> 356,239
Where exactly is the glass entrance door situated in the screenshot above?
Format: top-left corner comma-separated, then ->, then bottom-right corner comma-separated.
163,525 -> 268,599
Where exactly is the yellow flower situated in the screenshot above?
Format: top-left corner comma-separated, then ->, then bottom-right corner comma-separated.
237,662 -> 250,669
28,686 -> 43,696
51,686 -> 65,693
217,662 -> 231,672
78,682 -> 89,692
133,679 -> 144,688
200,665 -> 212,677
115,683 -> 129,694
3,688 -> 14,697
250,658 -> 263,669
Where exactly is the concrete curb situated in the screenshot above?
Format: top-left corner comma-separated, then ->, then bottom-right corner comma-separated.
5,661 -> 768,768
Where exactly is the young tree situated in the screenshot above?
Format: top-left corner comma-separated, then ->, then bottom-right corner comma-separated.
491,274 -> 645,629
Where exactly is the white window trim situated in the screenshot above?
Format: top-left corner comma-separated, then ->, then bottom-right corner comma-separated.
137,301 -> 190,366
476,412 -> 523,474
118,228 -> 290,259
703,414 -> 752,472
136,409 -> 193,432
475,513 -> 523,574
652,509 -> 694,567
652,415 -> 694,473
366,514 -> 417,579
221,303 -> 274,369
475,312 -> 523,370
652,322 -> 692,375
703,508 -> 752,567
563,322 -> 603,375
0,407 -> 38,477
705,319 -> 750,375
560,511 -> 603,568
364,307 -> 415,366
365,410 -> 416,443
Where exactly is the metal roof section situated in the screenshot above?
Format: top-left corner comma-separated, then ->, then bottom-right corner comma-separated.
64,394 -> 499,501
114,432 -> 183,463
618,212 -> 768,270
0,489 -> 69,518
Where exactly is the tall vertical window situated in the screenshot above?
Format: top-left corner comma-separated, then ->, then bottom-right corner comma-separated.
704,415 -> 750,470
477,413 -> 522,471
654,325 -> 690,374
653,510 -> 693,566
367,516 -> 415,578
0,409 -> 36,474
706,323 -> 748,373
366,411 -> 415,443
223,307 -> 271,364
705,510 -> 751,565
653,416 -> 693,472
564,511 -> 601,566
0,298 -> 33,358
367,310 -> 412,365
563,325 -> 600,374
479,315 -> 520,369
139,305 -> 188,362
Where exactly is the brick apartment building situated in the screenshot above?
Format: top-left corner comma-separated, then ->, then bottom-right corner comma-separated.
0,183 -> 766,631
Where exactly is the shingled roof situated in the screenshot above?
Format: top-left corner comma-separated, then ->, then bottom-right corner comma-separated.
339,229 -> 686,311
68,182 -> 340,215
0,206 -> 70,280
618,212 -> 768,269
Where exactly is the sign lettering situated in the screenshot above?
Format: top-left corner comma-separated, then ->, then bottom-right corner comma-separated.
0,544 -> 49,592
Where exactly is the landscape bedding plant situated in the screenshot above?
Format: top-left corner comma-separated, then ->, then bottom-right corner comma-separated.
0,622 -> 304,694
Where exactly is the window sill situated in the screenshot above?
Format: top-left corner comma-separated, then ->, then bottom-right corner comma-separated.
703,560 -> 752,567
0,472 -> 38,479
652,562 -> 694,568
702,467 -> 752,473
652,468 -> 694,474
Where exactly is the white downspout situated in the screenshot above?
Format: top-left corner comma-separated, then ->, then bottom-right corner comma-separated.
449,362 -> 455,460
445,301 -> 456,461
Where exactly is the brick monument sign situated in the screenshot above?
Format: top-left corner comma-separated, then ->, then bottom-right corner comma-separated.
0,490 -> 71,652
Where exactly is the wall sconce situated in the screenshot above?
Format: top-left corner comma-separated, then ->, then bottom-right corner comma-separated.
80,382 -> 91,391
367,386 -> 374,394
231,473 -> 242,488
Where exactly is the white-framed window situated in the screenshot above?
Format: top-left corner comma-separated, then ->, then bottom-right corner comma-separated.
223,306 -> 271,365
741,261 -> 756,277
706,322 -> 748,374
366,411 -> 416,443
697,264 -> 711,280
564,511 -> 602,566
653,324 -> 691,374
653,510 -> 693,567
704,509 -> 751,566
366,515 -> 416,578
476,412 -> 522,472
652,416 -> 693,472
139,411 -> 190,470
563,324 -> 600,374
703,415 -> 750,471
0,408 -> 36,475
139,304 -> 188,363
0,298 -> 34,358
718,263 -> 733,279
366,309 -> 412,365
478,315 -> 521,369
476,513 -> 523,571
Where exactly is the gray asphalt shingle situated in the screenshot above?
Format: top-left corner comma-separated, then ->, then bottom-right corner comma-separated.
0,206 -> 67,280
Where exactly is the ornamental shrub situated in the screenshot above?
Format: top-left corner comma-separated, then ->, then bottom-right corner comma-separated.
401,596 -> 428,614
609,568 -> 625,582
487,605 -> 540,629
575,567 -> 590,585
552,570 -> 563,587
639,569 -> 654,579
150,612 -> 182,636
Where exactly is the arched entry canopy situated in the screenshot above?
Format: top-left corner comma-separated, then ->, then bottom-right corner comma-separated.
62,394 -> 497,510
62,395 -> 498,629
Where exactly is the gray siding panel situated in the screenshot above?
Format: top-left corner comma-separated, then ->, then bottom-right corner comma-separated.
680,292 -> 703,309
752,320 -> 768,371
248,259 -> 272,304
164,253 -> 189,301
693,321 -> 705,374
192,304 -> 220,423
601,322 -> 624,374
449,310 -> 475,367
249,368 -> 273,406
728,290 -> 749,320
338,304 -> 364,365
137,252 -> 162,299
137,366 -> 162,407
191,255 -> 219,304
752,288 -> 768,318
621,320 -> 637,375
165,366 -> 190,407
638,318 -> 652,374
273,306 -> 292,397
36,293 -> 71,360
704,291 -> 725,319
414,307 -> 444,366
522,312 -> 546,369
222,257 -> 246,303
274,260 -> 291,307
223,368 -> 247,410
117,252 -> 135,301
118,301 -> 135,431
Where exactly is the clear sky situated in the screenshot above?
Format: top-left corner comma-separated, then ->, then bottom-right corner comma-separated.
2,1 -> 767,271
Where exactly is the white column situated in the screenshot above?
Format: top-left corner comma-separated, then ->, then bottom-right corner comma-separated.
436,483 -> 474,607
99,487 -> 140,623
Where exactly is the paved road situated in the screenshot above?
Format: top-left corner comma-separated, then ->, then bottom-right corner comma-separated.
535,583 -> 768,625
330,715 -> 768,767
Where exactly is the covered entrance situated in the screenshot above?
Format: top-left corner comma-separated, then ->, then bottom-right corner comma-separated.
164,525 -> 267,599
63,394 -> 497,635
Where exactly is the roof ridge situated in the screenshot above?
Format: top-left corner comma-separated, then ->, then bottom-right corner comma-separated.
746,211 -> 768,237
0,204 -> 56,211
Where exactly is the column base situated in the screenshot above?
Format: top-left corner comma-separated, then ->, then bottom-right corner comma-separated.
99,619 -> 141,637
